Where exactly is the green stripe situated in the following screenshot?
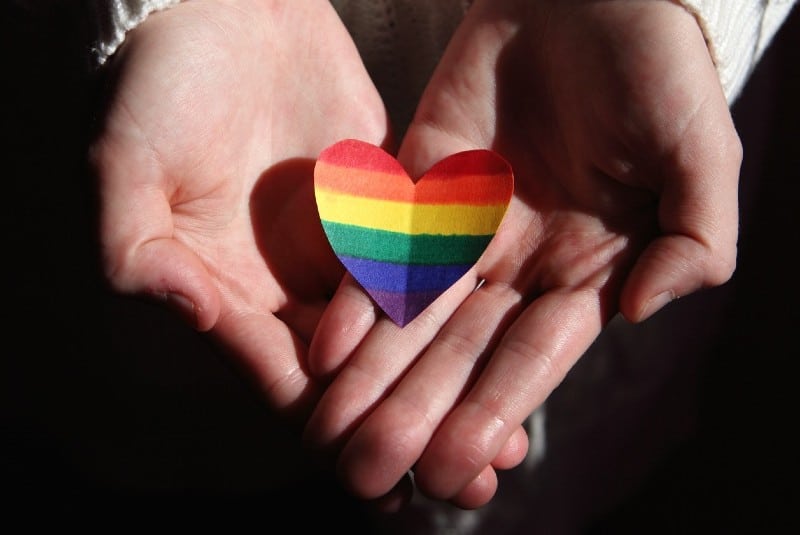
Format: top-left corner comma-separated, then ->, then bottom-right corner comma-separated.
321,220 -> 493,265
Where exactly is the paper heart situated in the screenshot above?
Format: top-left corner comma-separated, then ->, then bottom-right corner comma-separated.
314,139 -> 514,327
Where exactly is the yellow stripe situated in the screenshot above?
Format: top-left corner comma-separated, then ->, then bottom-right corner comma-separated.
316,189 -> 508,235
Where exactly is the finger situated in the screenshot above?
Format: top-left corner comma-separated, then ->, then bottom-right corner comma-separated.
213,310 -> 322,423
436,422 -> 529,509
492,423 -> 529,470
274,298 -> 331,349
413,287 -> 603,499
92,132 -> 222,332
366,472 -> 415,514
121,237 -> 220,332
307,273 -> 379,380
100,177 -> 222,331
620,60 -> 742,322
393,0 -> 516,180
302,271 -> 480,474
446,464 -> 498,510
333,276 -> 522,498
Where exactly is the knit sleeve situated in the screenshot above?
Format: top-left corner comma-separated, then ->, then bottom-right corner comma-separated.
677,0 -> 797,104
88,0 -> 183,67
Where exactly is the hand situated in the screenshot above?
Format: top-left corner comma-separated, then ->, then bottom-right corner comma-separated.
304,0 -> 741,509
89,0 -> 388,420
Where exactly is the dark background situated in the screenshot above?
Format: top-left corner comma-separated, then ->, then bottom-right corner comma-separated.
3,3 -> 798,533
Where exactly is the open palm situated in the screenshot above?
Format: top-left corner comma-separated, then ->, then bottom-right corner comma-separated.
90,0 -> 388,418
306,0 -> 741,509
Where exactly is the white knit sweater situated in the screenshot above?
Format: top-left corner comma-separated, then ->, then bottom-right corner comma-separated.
89,0 -> 797,107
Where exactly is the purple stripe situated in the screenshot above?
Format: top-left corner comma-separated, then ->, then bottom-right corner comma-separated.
366,289 -> 447,327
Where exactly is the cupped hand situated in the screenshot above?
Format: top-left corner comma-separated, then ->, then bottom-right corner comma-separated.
89,0 -> 388,419
305,0 -> 741,509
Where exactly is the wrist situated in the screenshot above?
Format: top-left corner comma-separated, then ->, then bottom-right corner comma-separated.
671,0 -> 797,103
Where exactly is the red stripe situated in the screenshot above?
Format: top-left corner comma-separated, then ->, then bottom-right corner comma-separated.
316,140 -> 513,205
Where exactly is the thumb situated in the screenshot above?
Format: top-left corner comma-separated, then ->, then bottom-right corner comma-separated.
396,1 -> 506,178
96,151 -> 220,332
620,98 -> 741,323
109,236 -> 221,332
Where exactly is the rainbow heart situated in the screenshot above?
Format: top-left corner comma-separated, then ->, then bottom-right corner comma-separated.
314,139 -> 514,327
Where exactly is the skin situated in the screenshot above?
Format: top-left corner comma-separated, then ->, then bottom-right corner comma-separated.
304,0 -> 741,510
90,0 -> 526,512
89,0 -> 390,426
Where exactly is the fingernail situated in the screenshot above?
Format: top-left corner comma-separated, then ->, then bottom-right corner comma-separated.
640,290 -> 675,322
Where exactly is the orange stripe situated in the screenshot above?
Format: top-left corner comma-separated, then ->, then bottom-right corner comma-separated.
315,161 -> 513,205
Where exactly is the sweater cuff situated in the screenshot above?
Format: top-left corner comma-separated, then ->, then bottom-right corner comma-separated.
676,0 -> 797,104
89,0 -> 183,67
